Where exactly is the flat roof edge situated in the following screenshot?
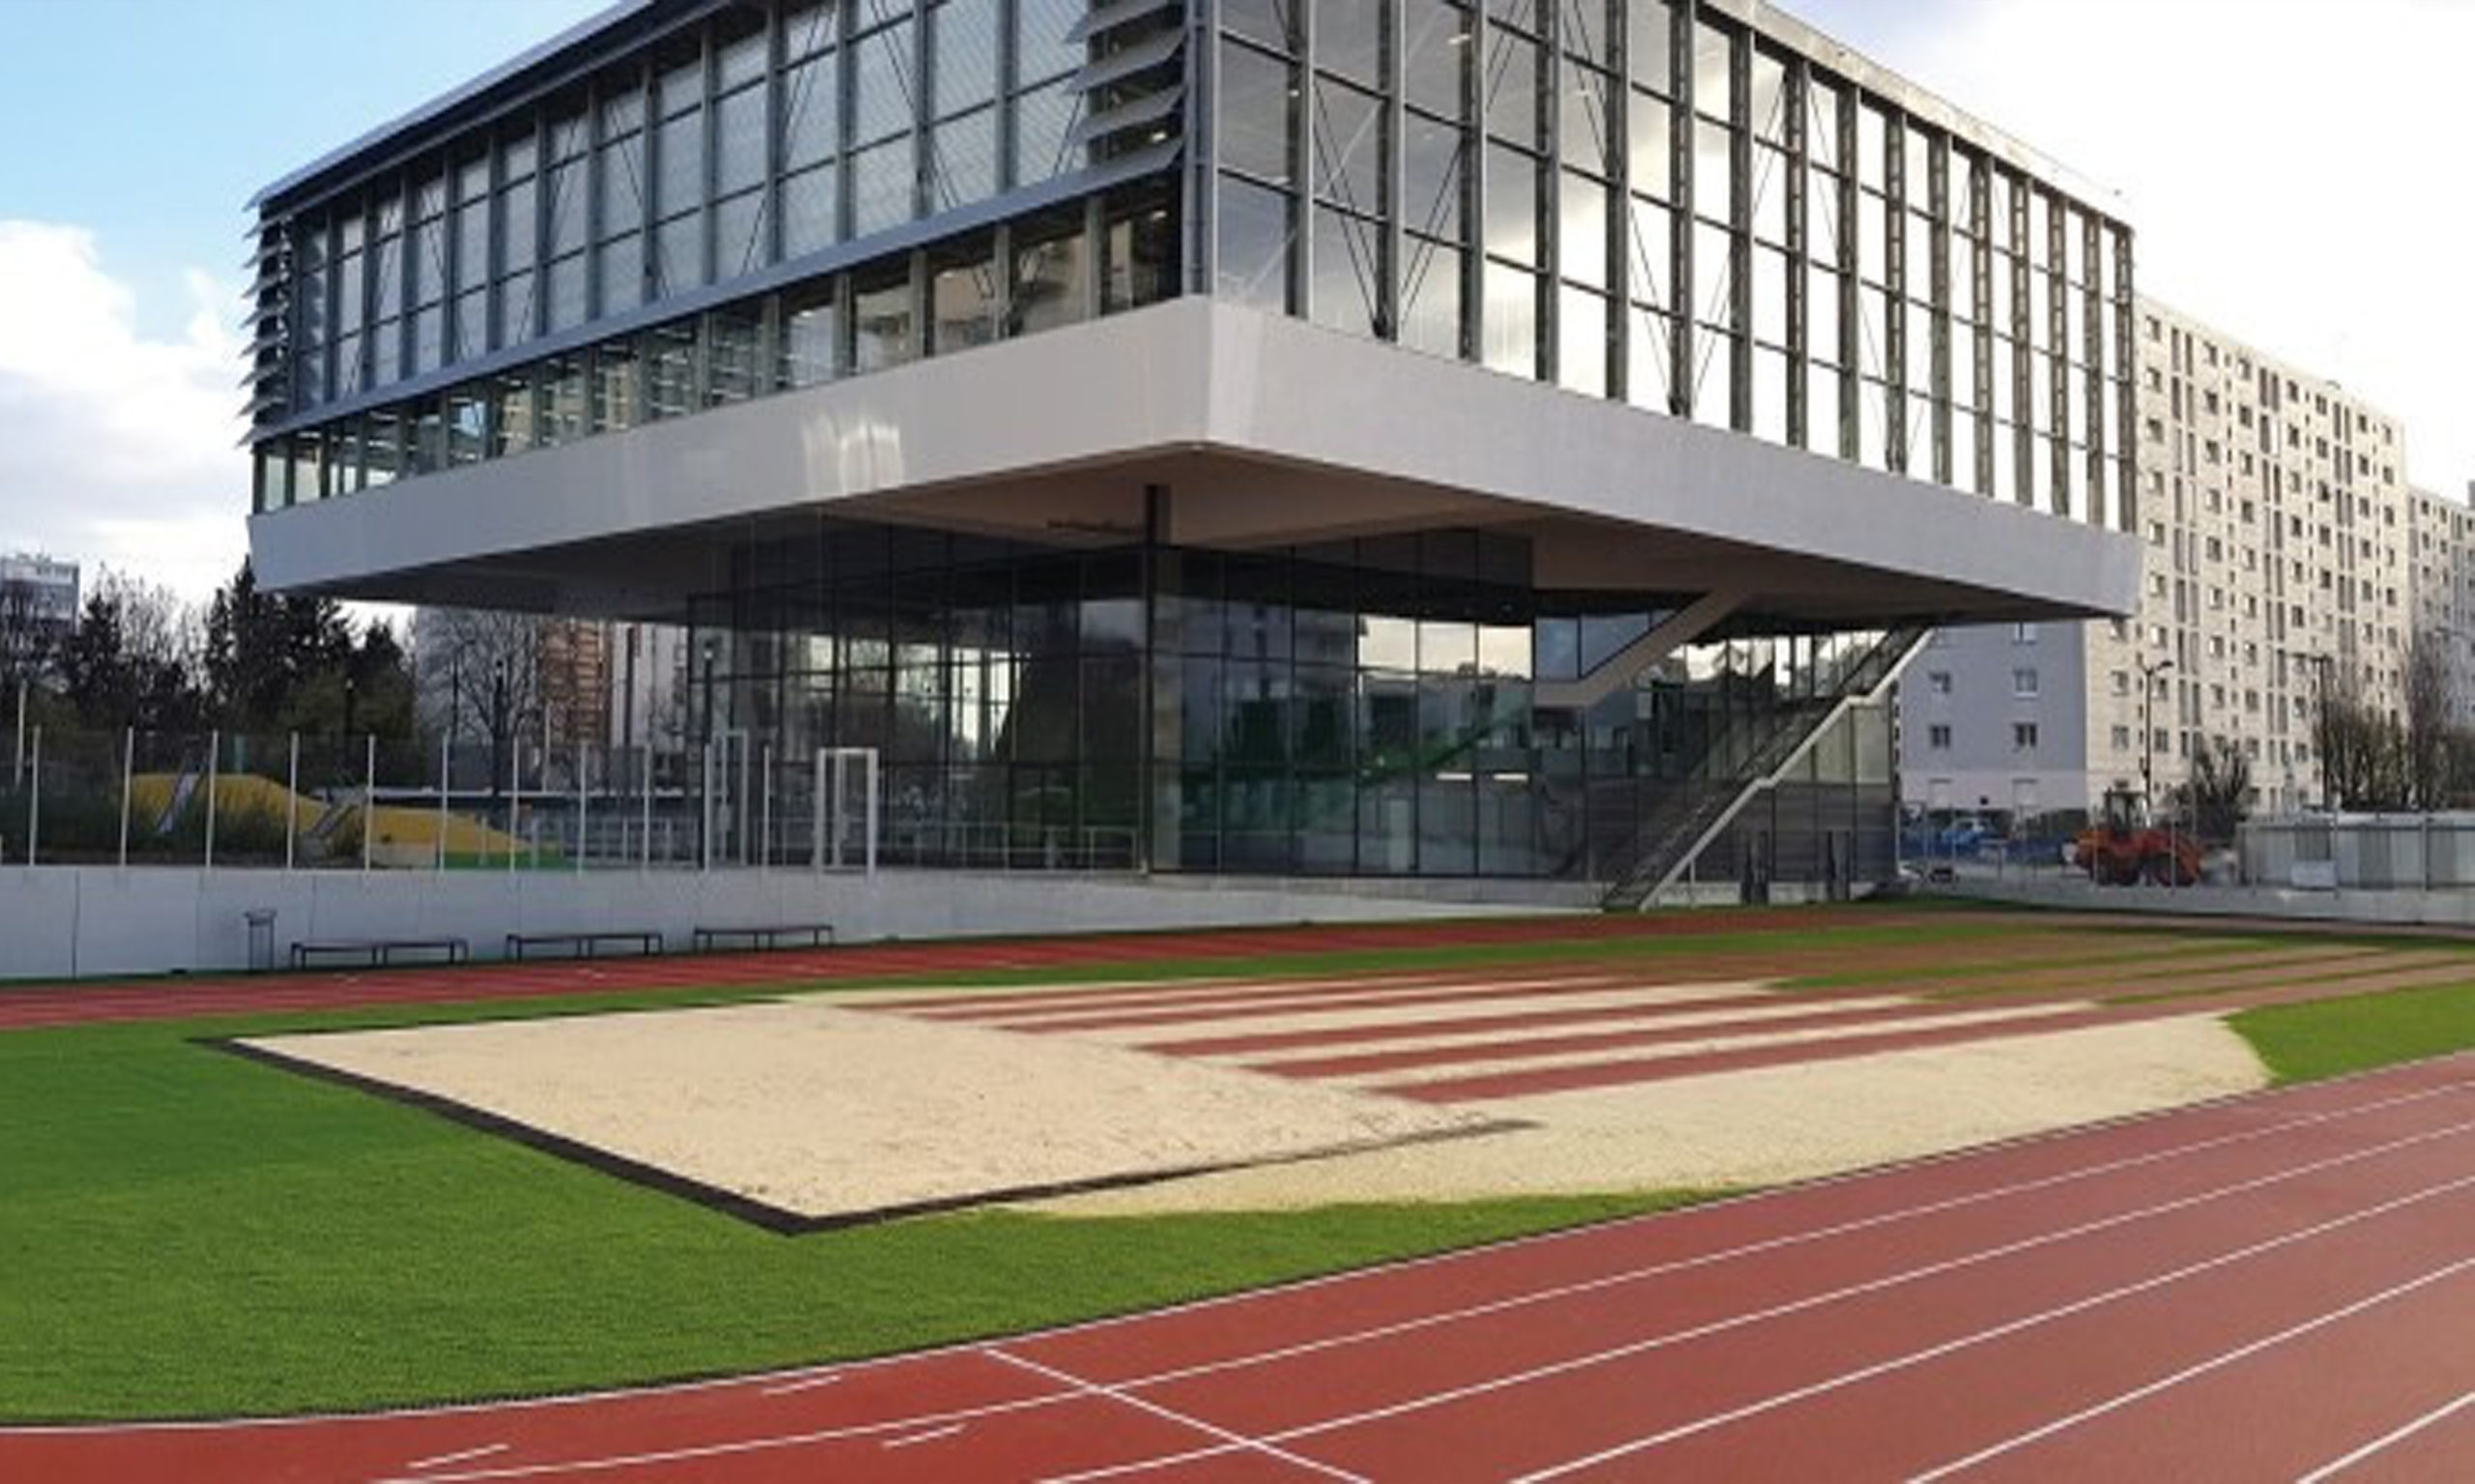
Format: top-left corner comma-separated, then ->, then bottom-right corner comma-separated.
248,0 -> 665,214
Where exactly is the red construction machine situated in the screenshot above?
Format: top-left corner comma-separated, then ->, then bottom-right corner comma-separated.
2072,787 -> 2202,887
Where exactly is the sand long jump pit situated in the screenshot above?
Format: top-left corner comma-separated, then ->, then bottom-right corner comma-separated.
228,1002 -> 1510,1231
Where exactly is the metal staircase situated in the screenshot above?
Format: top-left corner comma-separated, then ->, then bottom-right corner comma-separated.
1598,626 -> 1927,911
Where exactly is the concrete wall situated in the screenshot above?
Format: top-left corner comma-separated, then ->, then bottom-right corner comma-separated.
0,866 -> 1591,982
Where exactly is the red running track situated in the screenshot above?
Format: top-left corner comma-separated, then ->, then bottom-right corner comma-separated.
7,1053 -> 2470,1483
0,909 -> 1917,1033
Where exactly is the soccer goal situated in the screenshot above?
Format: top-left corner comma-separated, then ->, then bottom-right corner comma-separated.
812,746 -> 880,875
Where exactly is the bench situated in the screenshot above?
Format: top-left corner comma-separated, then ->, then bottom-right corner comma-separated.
290,937 -> 469,969
505,930 -> 665,962
690,922 -> 836,953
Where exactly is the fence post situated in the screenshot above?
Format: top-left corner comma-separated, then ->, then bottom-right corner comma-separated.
700,742 -> 713,873
25,726 -> 39,865
759,744 -> 772,872
118,727 -> 133,869
436,740 -> 450,873
640,748 -> 653,872
575,743 -> 588,874
285,733 -> 299,873
362,735 -> 375,873
865,750 -> 879,877
204,730 -> 220,872
508,735 -> 521,877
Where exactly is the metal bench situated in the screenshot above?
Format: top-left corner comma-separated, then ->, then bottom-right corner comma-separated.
690,922 -> 837,953
504,930 -> 665,962
290,937 -> 469,969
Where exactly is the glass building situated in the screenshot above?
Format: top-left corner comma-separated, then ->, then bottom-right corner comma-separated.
244,0 -> 2140,900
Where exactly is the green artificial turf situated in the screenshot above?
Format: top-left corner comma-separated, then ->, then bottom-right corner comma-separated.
0,997 -> 1707,1422
1,904 -> 2314,1422
2228,980 -> 2475,1085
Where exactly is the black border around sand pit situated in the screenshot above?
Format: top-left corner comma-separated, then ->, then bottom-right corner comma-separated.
203,1038 -> 1529,1236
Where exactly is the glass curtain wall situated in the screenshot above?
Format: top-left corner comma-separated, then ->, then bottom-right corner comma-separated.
255,1 -> 1107,442
1209,0 -> 2135,533
251,180 -> 1177,512
685,516 -> 1896,883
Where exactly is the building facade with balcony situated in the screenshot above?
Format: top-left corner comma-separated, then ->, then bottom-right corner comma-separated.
243,0 -> 2136,897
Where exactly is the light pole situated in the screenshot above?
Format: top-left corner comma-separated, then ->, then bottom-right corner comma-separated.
2139,656 -> 2176,814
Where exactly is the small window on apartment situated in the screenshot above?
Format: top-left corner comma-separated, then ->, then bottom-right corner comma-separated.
1928,724 -> 1953,750
2012,622 -> 2039,644
1927,670 -> 1953,695
2110,724 -> 2131,750
2012,668 -> 2039,697
2012,721 -> 2039,750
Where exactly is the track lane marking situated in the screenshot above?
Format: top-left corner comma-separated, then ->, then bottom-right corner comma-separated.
2295,1389 -> 2475,1483
757,1374 -> 842,1398
986,1349 -> 1364,1484
1905,1260 -> 2475,1481
403,1442 -> 509,1470
361,1383 -> 1091,1482
18,1073 -> 2464,1458
1501,1176 -> 2475,1483
1031,1087 -> 2475,1394
1034,1128 -> 2475,1484
879,1423 -> 964,1450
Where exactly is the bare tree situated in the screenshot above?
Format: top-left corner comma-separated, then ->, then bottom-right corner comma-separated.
2403,628 -> 2453,808
2181,734 -> 2255,843
2313,656 -> 2416,811
94,567 -> 202,685
412,609 -> 548,751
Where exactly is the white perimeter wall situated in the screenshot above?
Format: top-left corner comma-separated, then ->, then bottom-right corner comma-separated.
0,868 -> 1592,981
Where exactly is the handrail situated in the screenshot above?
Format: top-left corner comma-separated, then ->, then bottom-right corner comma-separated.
1598,626 -> 1926,911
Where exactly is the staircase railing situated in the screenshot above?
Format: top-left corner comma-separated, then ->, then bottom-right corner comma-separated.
1597,626 -> 1927,911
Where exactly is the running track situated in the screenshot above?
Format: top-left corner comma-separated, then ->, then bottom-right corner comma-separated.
8,1054 -> 2469,1482
0,909 -> 1968,1033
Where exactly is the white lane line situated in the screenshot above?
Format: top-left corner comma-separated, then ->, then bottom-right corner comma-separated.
1037,1132 -> 2475,1484
23,1063 -> 2461,1439
360,1386 -> 1081,1483
360,1093 -> 2475,1483
2294,1388 -> 2475,1483
403,1442 -> 510,1471
1909,1258 -> 2475,1481
1502,1176 -> 2475,1484
758,1374 -> 843,1398
986,1349 -> 1365,1484
1055,1090 -> 2475,1397
880,1423 -> 964,1450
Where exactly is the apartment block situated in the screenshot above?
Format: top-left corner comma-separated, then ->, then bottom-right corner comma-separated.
2408,483 -> 2475,729
1904,295 -> 2416,819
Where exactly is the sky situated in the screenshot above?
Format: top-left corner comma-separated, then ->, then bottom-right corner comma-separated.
2,0 -> 2469,604
0,0 -> 607,600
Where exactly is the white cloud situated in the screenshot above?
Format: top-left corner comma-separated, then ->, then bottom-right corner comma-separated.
0,220 -> 249,599
1802,0 -> 2475,499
